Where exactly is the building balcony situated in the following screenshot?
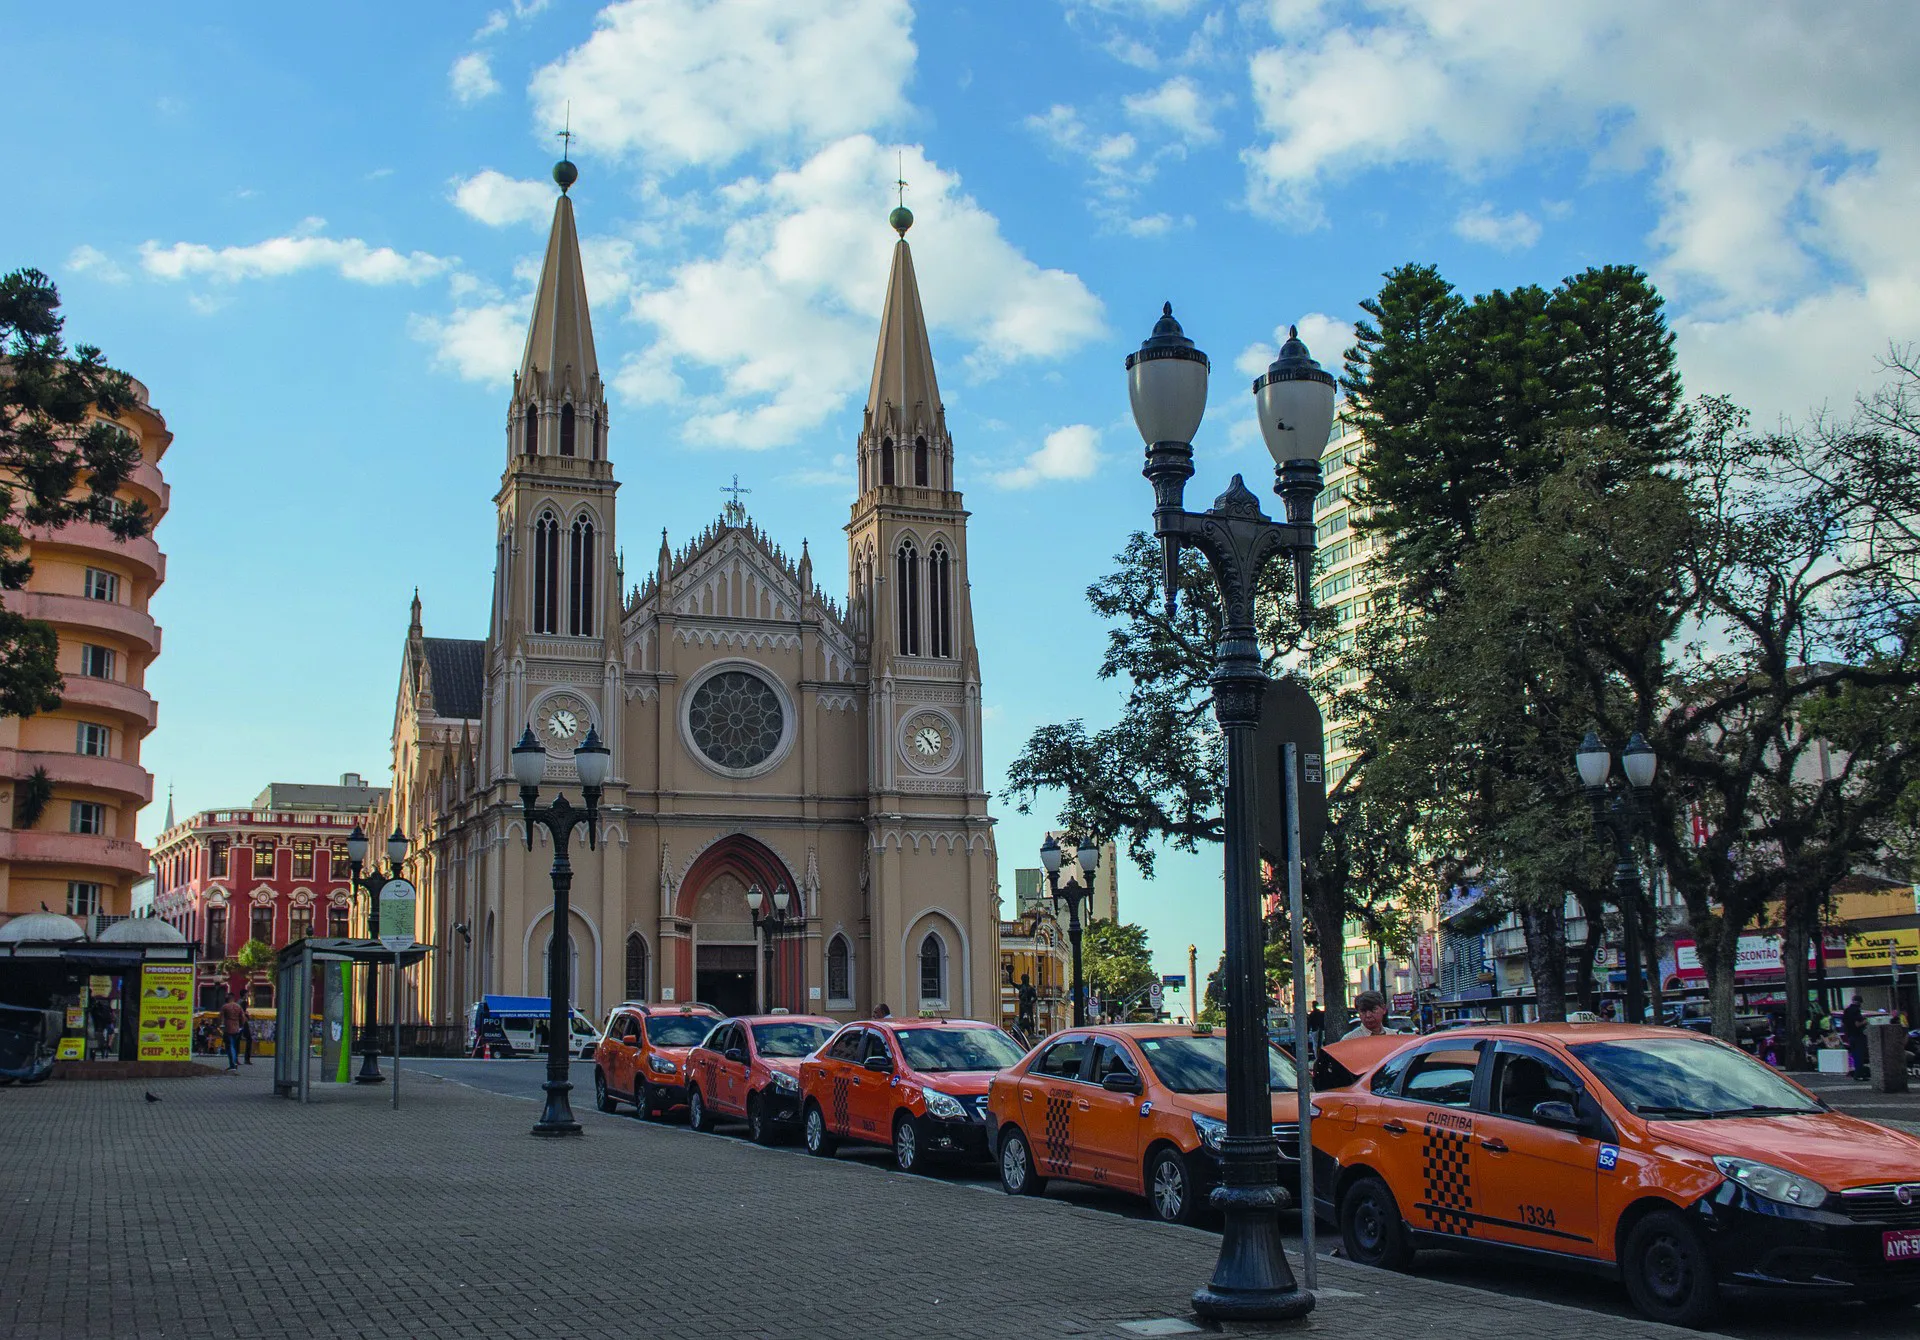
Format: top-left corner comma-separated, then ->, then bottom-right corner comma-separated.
54,675 -> 158,731
0,828 -> 149,876
126,459 -> 171,515
5,591 -> 161,653
0,748 -> 153,805
21,521 -> 166,585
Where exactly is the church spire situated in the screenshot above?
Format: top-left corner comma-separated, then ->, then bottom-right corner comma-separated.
864,208 -> 943,442
516,157 -> 600,403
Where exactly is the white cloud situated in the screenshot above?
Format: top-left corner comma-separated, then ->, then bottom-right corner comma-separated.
66,245 -> 127,283
622,136 -> 1104,449
450,52 -> 500,104
530,0 -> 914,169
409,302 -> 525,385
1452,202 -> 1541,250
451,170 -> 554,227
1027,104 -> 1179,236
475,0 -> 551,40
139,220 -> 454,285
1240,0 -> 1920,421
1234,313 -> 1354,381
997,424 -> 1102,489
1124,76 -> 1219,145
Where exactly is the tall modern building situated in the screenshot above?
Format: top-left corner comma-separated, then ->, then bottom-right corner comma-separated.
1308,418 -> 1375,788
0,377 -> 170,932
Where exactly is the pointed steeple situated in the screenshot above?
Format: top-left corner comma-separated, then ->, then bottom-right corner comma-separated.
163,784 -> 175,832
518,188 -> 600,400
865,213 -> 943,440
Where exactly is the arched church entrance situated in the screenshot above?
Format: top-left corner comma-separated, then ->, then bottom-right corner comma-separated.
675,836 -> 801,1017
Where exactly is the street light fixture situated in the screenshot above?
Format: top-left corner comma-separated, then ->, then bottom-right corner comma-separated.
1575,728 -> 1659,1024
1040,834 -> 1101,1026
745,883 -> 800,1013
344,822 -> 409,1084
513,721 -> 610,1137
1130,303 -> 1330,1323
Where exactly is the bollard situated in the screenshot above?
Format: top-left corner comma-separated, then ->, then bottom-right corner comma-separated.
1869,1019 -> 1909,1094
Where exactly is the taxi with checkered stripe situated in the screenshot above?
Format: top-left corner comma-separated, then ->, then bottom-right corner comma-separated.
1311,1022 -> 1920,1328
797,1018 -> 1027,1172
985,1023 -> 1303,1225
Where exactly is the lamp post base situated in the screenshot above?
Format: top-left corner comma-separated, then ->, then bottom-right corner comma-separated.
1191,1181 -> 1315,1323
531,1078 -> 582,1136
354,1050 -> 385,1084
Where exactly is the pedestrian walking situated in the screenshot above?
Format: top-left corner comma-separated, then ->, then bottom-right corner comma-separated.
219,992 -> 247,1071
1342,991 -> 1390,1040
1842,991 -> 1868,1080
1306,1001 -> 1324,1049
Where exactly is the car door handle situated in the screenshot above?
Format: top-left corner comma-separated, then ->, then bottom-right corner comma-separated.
1077,1099 -> 1091,1111
1480,1138 -> 1508,1153
1021,1091 -> 1033,1102
1382,1120 -> 1407,1135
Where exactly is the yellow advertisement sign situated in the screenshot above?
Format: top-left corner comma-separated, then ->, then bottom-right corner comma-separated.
137,963 -> 193,1062
55,1037 -> 84,1060
1844,927 -> 1920,968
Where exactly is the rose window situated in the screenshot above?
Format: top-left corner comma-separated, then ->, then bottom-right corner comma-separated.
686,671 -> 785,770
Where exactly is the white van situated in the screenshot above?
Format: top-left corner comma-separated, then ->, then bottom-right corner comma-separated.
467,996 -> 601,1058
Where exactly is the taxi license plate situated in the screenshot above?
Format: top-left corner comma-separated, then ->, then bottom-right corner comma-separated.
1884,1229 -> 1920,1262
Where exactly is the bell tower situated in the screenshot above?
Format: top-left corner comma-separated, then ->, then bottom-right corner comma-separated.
846,201 -> 996,1018
487,151 -> 622,782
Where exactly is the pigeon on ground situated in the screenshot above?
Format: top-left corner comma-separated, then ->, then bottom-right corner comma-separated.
144,1091 -> 161,1103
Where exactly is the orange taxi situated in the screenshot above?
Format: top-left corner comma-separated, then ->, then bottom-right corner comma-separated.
985,1023 -> 1302,1225
797,1018 -> 1027,1172
682,1014 -> 838,1143
591,1002 -> 721,1120
1311,1022 -> 1920,1327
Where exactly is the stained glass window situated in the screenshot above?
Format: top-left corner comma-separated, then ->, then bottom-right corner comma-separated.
687,671 -> 784,770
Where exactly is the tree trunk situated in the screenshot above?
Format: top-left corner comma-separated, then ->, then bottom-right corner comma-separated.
1780,917 -> 1811,1070
1641,898 -> 1665,1022
1309,882 -> 1350,1041
1704,918 -> 1740,1045
1519,901 -> 1568,1022
1571,890 -> 1604,1013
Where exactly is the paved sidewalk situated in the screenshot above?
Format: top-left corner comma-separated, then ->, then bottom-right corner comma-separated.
0,1068 -> 1706,1340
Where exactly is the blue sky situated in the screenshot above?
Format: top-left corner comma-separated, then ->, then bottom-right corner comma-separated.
6,0 -> 1913,989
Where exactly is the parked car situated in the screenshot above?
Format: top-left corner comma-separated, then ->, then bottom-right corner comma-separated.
591,1002 -> 722,1119
466,995 -> 602,1059
988,1022 -> 1303,1225
682,1014 -> 838,1143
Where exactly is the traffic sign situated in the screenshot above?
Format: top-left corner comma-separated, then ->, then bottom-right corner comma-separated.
1149,981 -> 1164,1012
377,878 -> 417,952
1161,974 -> 1186,989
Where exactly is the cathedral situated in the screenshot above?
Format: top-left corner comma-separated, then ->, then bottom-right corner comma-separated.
376,160 -> 999,1031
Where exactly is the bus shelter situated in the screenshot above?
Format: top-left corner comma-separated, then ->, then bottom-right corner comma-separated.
272,938 -> 433,1102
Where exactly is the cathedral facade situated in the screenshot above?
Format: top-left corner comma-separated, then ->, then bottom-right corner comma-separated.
377,165 -> 999,1030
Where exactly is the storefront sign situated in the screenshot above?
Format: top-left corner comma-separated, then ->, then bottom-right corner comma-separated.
377,878 -> 417,952
55,1037 -> 84,1060
137,962 -> 193,1062
1844,928 -> 1920,968
1416,934 -> 1437,985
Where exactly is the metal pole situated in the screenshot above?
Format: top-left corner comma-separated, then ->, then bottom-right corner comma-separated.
1614,818 -> 1646,1025
1066,892 -> 1086,1027
391,951 -> 400,1112
533,808 -> 581,1136
1189,943 -> 1199,1024
1284,744 -> 1317,1290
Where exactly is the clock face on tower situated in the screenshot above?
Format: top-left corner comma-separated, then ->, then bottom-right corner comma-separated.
900,710 -> 958,773
533,692 -> 594,751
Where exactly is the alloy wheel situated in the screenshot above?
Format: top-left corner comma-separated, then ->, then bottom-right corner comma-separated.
895,1120 -> 918,1171
1152,1155 -> 1186,1221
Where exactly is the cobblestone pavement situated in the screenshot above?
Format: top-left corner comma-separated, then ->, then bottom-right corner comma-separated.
0,1064 -> 1718,1340
1799,1071 -> 1920,1136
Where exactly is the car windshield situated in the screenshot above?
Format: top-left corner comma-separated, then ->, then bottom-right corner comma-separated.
644,1015 -> 716,1047
752,1022 -> 835,1058
1571,1037 -> 1824,1118
894,1026 -> 1026,1073
1138,1035 -> 1299,1094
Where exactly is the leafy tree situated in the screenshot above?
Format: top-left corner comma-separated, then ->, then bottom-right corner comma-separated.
1082,919 -> 1157,1017
0,268 -> 152,718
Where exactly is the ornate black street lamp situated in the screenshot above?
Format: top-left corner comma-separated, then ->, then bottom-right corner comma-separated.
345,823 -> 409,1084
1130,304 -> 1332,1323
1040,834 -> 1100,1026
1576,730 -> 1659,1025
512,721 -> 611,1137
745,883 -> 801,1013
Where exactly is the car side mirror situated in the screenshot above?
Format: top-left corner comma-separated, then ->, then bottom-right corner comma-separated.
1101,1071 -> 1141,1094
724,1048 -> 746,1064
862,1055 -> 894,1074
1531,1100 -> 1582,1131
621,1033 -> 639,1045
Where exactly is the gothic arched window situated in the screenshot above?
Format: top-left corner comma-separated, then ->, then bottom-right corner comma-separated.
881,435 -> 895,486
919,932 -> 946,1003
914,435 -> 929,486
559,403 -> 576,457
568,514 -> 595,637
895,538 -> 920,656
929,540 -> 953,658
532,510 -> 560,634
625,933 -> 649,1000
827,934 -> 851,1004
524,404 -> 538,455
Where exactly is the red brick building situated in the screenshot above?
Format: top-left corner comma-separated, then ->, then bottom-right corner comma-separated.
151,775 -> 385,1010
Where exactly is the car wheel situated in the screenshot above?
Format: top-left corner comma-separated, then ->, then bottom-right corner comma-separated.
1147,1147 -> 1202,1226
688,1086 -> 714,1133
639,1085 -> 664,1122
593,1070 -> 616,1114
893,1116 -> 921,1174
747,1094 -> 771,1145
999,1127 -> 1046,1196
1339,1175 -> 1413,1271
1621,1209 -> 1722,1328
804,1101 -> 837,1156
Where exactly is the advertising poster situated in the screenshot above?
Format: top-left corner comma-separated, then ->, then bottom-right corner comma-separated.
137,963 -> 193,1062
321,960 -> 350,1082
